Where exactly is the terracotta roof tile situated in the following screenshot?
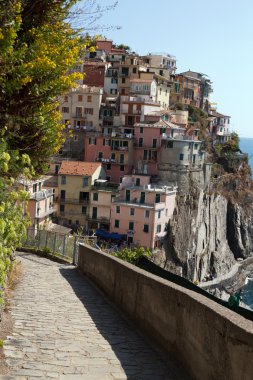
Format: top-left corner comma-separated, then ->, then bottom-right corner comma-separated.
59,161 -> 101,176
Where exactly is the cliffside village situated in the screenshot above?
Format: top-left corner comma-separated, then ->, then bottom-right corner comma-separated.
20,39 -> 234,250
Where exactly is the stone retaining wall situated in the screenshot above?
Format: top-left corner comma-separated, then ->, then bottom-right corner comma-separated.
78,243 -> 253,380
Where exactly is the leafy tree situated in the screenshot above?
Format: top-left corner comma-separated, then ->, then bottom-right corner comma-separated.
0,0 -> 95,172
0,0 -> 97,299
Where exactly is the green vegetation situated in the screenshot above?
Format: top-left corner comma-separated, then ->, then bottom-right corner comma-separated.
112,246 -> 152,265
0,0 -> 92,302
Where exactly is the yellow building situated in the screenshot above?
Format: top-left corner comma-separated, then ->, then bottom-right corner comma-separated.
58,161 -> 106,229
88,180 -> 119,231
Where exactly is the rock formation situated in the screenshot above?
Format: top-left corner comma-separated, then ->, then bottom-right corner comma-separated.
163,187 -> 253,282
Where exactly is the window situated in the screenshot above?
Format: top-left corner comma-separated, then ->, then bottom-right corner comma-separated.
62,107 -> 69,113
129,222 -> 134,231
76,106 -> 82,116
88,137 -> 96,145
143,150 -> 148,160
140,127 -> 144,134
157,224 -> 161,233
87,95 -> 92,102
145,210 -> 150,218
32,183 -> 37,193
78,95 -> 83,102
143,224 -> 149,233
155,193 -> 160,203
82,177 -> 89,187
140,192 -> 145,204
64,96 -> 68,102
116,206 -> 120,213
133,67 -> 137,74
92,207 -> 97,219
74,135 -> 78,142
130,208 -> 135,216
120,165 -> 124,171
60,205 -> 65,212
152,139 -> 157,148
158,210 -> 161,219
107,163 -> 111,170
93,193 -> 98,201
115,219 -> 120,228
82,206 -> 87,215
111,152 -> 115,160
179,153 -> 184,161
120,154 -> 124,164
61,175 -> 66,185
111,78 -> 118,84
139,138 -> 143,147
135,178 -> 140,186
98,152 -> 103,159
84,108 -> 93,115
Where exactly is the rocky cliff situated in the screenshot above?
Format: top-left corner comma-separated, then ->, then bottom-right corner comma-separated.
163,188 -> 253,282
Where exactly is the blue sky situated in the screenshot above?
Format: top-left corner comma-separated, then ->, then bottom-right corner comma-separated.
80,0 -> 253,137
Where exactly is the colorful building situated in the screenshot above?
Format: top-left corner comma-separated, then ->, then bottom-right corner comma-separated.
58,161 -> 106,229
208,110 -> 231,143
170,71 -> 212,110
18,177 -> 55,231
59,85 -> 103,130
110,175 -> 177,248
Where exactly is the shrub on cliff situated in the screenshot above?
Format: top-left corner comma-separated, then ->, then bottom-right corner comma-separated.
112,246 -> 152,265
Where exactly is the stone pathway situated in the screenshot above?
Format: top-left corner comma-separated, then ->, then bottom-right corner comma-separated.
2,253 -> 189,380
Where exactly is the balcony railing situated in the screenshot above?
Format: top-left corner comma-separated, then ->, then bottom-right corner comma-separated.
59,197 -> 89,205
30,188 -> 54,201
87,216 -> 110,223
35,207 -> 56,219
92,184 -> 119,192
113,198 -> 164,208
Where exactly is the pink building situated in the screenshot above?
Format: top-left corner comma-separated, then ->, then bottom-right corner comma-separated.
84,132 -> 134,183
110,175 -> 177,248
133,115 -> 185,176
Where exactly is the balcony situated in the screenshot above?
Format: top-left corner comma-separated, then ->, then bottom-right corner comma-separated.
96,157 -> 129,165
121,109 -> 142,115
111,146 -> 128,151
72,114 -> 87,119
127,229 -> 135,236
60,210 -> 87,217
35,207 -> 56,219
30,188 -> 54,201
92,183 -> 119,192
113,197 -> 164,209
87,216 -> 110,224
59,198 -> 89,205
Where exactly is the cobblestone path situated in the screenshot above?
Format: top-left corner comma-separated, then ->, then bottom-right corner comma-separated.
2,253 -> 189,380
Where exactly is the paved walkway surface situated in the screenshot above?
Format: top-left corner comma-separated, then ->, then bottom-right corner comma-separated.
2,253 -> 189,380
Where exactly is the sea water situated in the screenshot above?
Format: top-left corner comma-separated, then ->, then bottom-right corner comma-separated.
239,137 -> 253,174
239,137 -> 253,309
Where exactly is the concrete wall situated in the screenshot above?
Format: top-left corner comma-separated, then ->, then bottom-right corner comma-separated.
78,244 -> 253,380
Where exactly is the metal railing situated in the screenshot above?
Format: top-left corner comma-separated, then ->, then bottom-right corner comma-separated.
59,198 -> 89,205
23,228 -> 98,265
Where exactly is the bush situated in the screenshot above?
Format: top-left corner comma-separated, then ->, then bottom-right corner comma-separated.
112,246 -> 151,265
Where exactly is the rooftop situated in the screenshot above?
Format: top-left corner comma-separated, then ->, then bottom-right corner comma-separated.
59,161 -> 101,176
209,110 -> 230,118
